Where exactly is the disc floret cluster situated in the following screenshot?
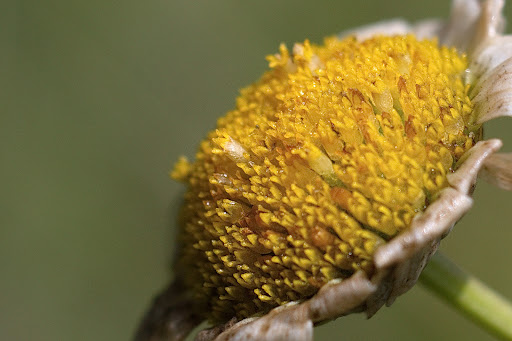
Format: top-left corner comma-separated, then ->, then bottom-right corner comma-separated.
172,35 -> 478,323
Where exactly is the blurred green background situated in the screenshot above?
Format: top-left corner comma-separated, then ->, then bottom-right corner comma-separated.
4,1 -> 512,340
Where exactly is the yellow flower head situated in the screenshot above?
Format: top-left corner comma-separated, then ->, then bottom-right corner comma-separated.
136,1 -> 512,340
172,35 -> 477,322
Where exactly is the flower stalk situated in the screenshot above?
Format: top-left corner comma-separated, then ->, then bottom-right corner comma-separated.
420,252 -> 512,341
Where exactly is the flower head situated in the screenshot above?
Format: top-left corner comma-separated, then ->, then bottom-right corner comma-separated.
135,1 -> 512,340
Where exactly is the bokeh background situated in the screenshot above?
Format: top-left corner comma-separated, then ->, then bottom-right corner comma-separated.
5,1 -> 512,340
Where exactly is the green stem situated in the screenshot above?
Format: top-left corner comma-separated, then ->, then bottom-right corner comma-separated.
420,252 -> 512,341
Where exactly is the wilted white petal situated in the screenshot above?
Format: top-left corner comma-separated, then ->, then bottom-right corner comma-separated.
384,240 -> 439,306
448,139 -> 503,192
338,19 -> 412,41
471,59 -> 512,124
306,272 -> 377,322
469,36 -> 512,79
410,19 -> 444,39
338,18 -> 443,42
481,152 -> 512,190
339,0 -> 505,54
439,0 -> 504,53
469,0 -> 506,52
436,0 -> 481,51
210,303 -> 313,341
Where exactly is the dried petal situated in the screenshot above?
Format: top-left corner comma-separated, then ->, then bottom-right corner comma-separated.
482,152 -> 512,190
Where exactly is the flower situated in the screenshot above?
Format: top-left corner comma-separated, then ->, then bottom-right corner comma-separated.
135,1 -> 512,340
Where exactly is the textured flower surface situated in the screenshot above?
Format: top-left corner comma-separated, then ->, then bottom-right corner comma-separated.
135,1 -> 512,340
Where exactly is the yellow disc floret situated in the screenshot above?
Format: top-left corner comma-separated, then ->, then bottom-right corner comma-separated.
172,35 -> 480,323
